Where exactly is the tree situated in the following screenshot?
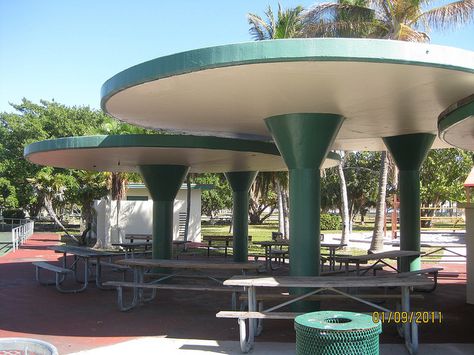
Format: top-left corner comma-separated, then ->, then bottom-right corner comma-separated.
27,167 -> 77,240
248,3 -> 304,235
303,0 -> 474,41
69,171 -> 108,244
420,148 -> 472,226
337,152 -> 351,245
248,172 -> 278,225
0,178 -> 18,211
369,151 -> 389,251
248,3 -> 304,40
193,173 -> 232,220
0,99 -> 152,230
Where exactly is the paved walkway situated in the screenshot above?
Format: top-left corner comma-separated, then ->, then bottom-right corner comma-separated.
0,232 -> 471,354
71,337 -> 474,354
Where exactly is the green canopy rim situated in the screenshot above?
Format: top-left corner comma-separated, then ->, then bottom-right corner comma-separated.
101,38 -> 474,113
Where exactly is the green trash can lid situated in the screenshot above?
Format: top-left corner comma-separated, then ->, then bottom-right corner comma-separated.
295,311 -> 378,331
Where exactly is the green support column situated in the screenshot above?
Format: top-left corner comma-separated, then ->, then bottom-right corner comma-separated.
266,113 -> 344,311
225,171 -> 258,262
139,165 -> 190,260
383,134 -> 435,272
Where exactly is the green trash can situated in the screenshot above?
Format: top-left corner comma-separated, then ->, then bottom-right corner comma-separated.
294,311 -> 382,355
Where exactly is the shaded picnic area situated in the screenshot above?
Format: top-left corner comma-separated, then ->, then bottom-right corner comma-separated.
0,231 -> 472,354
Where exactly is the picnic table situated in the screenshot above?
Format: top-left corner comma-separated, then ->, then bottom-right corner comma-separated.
392,242 -> 466,259
253,241 -> 346,271
105,258 -> 264,311
123,235 -> 192,257
202,235 -> 252,258
112,241 -> 152,258
218,274 -> 433,354
335,250 -> 423,275
34,245 -> 123,293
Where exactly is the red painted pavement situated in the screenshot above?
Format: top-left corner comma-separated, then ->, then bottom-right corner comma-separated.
0,232 -> 472,354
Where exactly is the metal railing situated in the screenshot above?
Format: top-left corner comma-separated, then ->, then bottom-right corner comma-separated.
11,220 -> 35,252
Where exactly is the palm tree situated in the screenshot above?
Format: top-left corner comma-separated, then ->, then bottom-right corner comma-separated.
248,4 -> 305,237
27,167 -> 78,242
303,0 -> 473,41
303,0 -> 473,251
248,3 -> 304,40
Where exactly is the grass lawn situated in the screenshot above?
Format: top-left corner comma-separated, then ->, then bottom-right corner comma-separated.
201,223 -> 367,258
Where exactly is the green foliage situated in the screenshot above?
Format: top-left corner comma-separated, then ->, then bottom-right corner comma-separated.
2,209 -> 26,219
0,99 -> 154,220
193,173 -> 232,218
320,213 -> 341,230
248,4 -> 304,40
344,152 -> 384,218
420,148 -> 472,205
0,178 -> 18,209
321,152 -> 386,218
303,0 -> 474,42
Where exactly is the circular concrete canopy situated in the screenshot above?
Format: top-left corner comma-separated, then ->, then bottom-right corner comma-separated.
438,94 -> 474,151
24,135 -> 340,173
101,38 -> 474,151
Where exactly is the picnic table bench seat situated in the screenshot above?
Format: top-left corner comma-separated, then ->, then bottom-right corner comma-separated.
379,267 -> 444,292
33,261 -> 82,293
103,280 -> 244,312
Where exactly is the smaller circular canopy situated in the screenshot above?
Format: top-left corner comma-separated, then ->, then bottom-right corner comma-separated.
24,134 -> 340,173
438,94 -> 474,151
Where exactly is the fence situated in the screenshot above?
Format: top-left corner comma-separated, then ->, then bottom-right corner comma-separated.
11,220 -> 35,252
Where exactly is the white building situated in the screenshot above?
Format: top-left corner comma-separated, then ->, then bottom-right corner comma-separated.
94,183 -> 211,245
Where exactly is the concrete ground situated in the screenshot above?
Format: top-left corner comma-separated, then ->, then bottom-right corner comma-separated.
71,338 -> 474,354
0,232 -> 472,354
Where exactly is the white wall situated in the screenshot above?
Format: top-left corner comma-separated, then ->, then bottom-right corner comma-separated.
93,189 -> 202,245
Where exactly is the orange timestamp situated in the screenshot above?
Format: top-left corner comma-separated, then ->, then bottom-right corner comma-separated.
372,311 -> 442,324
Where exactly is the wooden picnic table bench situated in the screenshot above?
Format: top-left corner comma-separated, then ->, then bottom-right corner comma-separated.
392,242 -> 466,259
125,234 -> 151,242
34,246 -> 123,293
106,258 -> 264,311
202,235 -> 252,258
217,274 -> 432,354
112,241 -> 152,258
335,250 -> 423,276
379,267 -> 444,292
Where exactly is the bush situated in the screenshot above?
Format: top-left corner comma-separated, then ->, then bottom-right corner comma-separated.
2,209 -> 26,219
320,213 -> 341,230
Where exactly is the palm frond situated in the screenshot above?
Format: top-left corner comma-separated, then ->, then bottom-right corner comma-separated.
419,0 -> 474,30
248,13 -> 272,40
397,23 -> 430,41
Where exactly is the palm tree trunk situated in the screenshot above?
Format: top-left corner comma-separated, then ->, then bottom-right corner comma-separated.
370,151 -> 389,252
276,181 -> 285,235
282,188 -> 289,238
44,196 -> 78,242
338,156 -> 350,246
184,174 -> 191,250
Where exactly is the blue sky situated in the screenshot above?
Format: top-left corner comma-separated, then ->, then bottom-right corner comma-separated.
1,0 -> 473,113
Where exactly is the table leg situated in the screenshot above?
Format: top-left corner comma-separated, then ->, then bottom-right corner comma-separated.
330,248 -> 335,271
400,285 -> 418,355
264,246 -> 270,271
238,286 -> 255,353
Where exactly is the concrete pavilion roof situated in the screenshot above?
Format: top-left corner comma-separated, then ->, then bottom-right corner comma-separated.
438,94 -> 474,151
24,134 -> 340,173
101,38 -> 474,152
